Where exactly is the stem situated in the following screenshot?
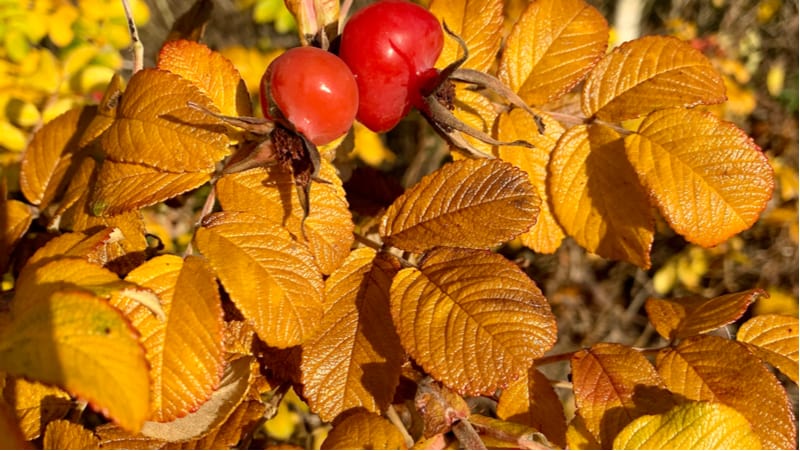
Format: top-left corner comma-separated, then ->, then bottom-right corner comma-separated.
386,405 -> 414,448
453,420 -> 487,450
121,0 -> 143,73
533,350 -> 576,366
353,233 -> 418,268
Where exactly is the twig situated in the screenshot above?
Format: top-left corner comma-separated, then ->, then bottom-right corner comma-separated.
453,420 -> 487,450
386,405 -> 415,448
121,0 -> 144,73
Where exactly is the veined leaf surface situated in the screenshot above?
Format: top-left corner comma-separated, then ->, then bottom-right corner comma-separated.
3,377 -> 72,440
496,367 -> 567,448
43,420 -> 100,450
737,314 -> 799,383
430,0 -> 503,72
1,193 -> 33,274
321,411 -> 408,450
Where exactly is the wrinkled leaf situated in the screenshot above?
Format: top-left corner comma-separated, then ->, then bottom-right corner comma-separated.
430,0 -> 503,72
657,334 -> 796,449
737,314 -> 798,383
499,0 -> 608,105
613,402 -> 762,450
381,158 -> 540,252
549,124 -> 654,268
194,211 -> 324,348
43,419 -> 100,450
625,108 -> 774,247
496,367 -> 566,448
301,248 -> 403,422
19,228 -> 123,270
391,247 -> 557,395
582,36 -> 726,121
321,411 -> 408,450
3,376 -> 72,440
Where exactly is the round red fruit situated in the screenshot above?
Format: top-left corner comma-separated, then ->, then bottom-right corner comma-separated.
260,46 -> 358,145
339,0 -> 443,132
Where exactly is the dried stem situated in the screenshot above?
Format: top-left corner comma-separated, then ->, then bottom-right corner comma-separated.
121,0 -> 143,73
386,405 -> 415,448
453,420 -> 487,450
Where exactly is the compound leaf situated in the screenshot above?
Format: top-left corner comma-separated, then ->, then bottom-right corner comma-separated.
381,158 -> 540,252
321,411 -> 408,450
737,314 -> 799,383
43,420 -> 100,450
500,0 -> 608,105
390,247 -> 556,395
625,108 -> 774,247
496,367 -> 567,448
549,124 -> 654,268
582,36 -> 726,121
656,335 -> 796,449
430,0 -> 503,72
301,248 -> 403,422
194,211 -> 324,348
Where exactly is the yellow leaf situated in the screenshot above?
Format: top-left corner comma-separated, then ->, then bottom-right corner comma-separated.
194,211 -> 324,348
301,248 -> 403,422
0,290 -> 149,432
0,402 -> 29,450
549,124 -> 654,268
657,335 -> 796,449
0,193 -> 33,274
18,228 -> 125,270
468,413 -> 552,449
496,108 -> 566,253
2,376 -> 71,440
613,402 -> 762,450
430,0 -> 504,72
565,414 -> 601,450
157,40 -> 252,117
451,87 -> 499,157
79,74 -> 122,148
571,343 -> 675,448
284,0 -> 338,44
0,121 -> 28,151
351,121 -> 396,167
321,411 -> 408,450
496,367 -> 567,448
737,314 -> 798,383
390,247 -> 556,395
582,36 -> 726,121
380,158 -> 540,252
219,46 -> 282,97
43,419 -> 100,450
645,289 -> 766,341
499,0 -> 608,105
624,108 -> 774,247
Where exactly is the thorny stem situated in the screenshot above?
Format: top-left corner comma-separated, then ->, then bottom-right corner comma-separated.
121,0 -> 143,73
386,405 -> 414,448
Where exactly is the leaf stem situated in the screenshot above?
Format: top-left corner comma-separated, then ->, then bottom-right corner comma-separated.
386,405 -> 414,448
121,0 -> 143,73
453,420 -> 487,450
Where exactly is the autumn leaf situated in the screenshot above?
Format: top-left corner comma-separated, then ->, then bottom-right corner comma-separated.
300,248 -> 403,422
468,414 -> 553,450
451,87 -> 500,157
657,335 -> 796,449
625,108 -> 774,247
18,228 -> 124,269
0,402 -> 29,450
582,35 -> 726,121
390,247 -> 556,395
3,376 -> 72,440
571,343 -> 675,448
549,124 -> 654,268
499,0 -> 608,105
645,288 -> 765,341
381,158 -> 540,252
284,0 -> 338,44
43,420 -> 100,450
321,411 -> 408,450
165,0 -> 213,43
1,190 -> 33,274
194,211 -> 324,348
430,0 -> 503,72
613,402 -> 762,450
496,367 -> 567,448
737,314 -> 799,383
565,415 -> 601,450
79,74 -> 121,148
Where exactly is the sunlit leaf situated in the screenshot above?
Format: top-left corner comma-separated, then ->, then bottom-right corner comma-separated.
2,376 -> 72,440
499,0 -> 608,105
737,314 -> 799,383
613,402 -> 762,450
1,193 -> 33,274
43,419 -> 100,450
549,124 -> 654,268
194,211 -> 324,348
321,411 -> 408,450
468,414 -> 553,450
625,108 -> 774,247
571,343 -> 675,448
301,248 -> 403,422
657,335 -> 796,449
451,87 -> 499,157
157,40 -> 251,117
79,75 -> 122,148
391,247 -> 556,395
18,228 -> 124,270
565,415 -> 601,450
496,367 -> 567,448
645,289 -> 765,341
430,0 -> 503,72
285,0 -> 338,44
582,36 -> 726,121
381,158 -> 540,252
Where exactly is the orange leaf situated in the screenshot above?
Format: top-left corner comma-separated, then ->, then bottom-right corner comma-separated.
625,108 -> 774,247
0,403 -> 28,450
571,343 -> 675,448
157,40 -> 252,117
194,211 -> 324,348
380,159 -> 540,252
656,335 -> 796,449
301,248 -> 403,422
645,288 -> 765,341
43,420 -> 100,450
499,0 -> 608,105
111,255 -> 225,422
430,0 -> 503,72
737,314 -> 799,383
79,74 -> 122,148
1,193 -> 33,274
321,411 -> 408,450
549,124 -> 654,268
3,377 -> 72,440
496,109 -> 566,253
18,228 -> 125,270
390,247 -> 556,395
496,367 -> 567,448
582,36 -> 726,121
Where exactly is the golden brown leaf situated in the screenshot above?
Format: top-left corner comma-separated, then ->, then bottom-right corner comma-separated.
451,87 -> 499,157
18,228 -> 122,269
380,159 -> 540,252
0,402 -> 29,450
95,424 -> 167,450
194,211 -> 324,348
565,415 -> 601,450
496,367 -> 566,448
582,36 -> 726,121
79,75 -> 121,148
656,335 -> 796,449
157,40 -> 251,117
549,124 -> 654,268
737,314 -> 799,383
430,0 -> 503,72
390,247 -> 556,395
468,413 -> 553,450
571,343 -> 675,448
625,108 -> 774,247
3,376 -> 71,440
43,419 -> 100,450
645,289 -> 765,341
496,109 -> 566,253
1,192 -> 33,274
301,248 -> 403,422
321,411 -> 408,450
499,0 -> 608,105
176,398 -> 266,449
